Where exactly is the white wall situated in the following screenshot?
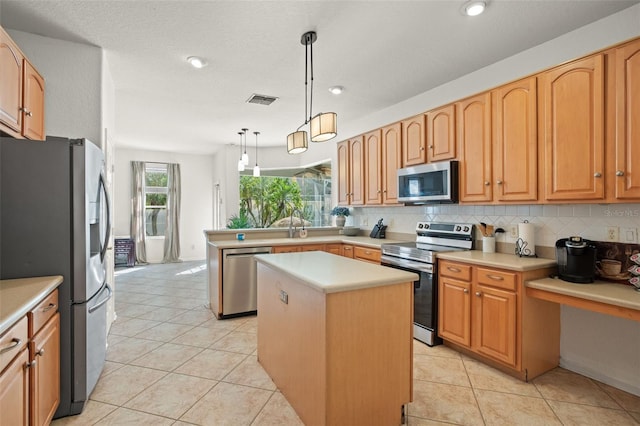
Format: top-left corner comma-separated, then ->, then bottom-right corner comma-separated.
7,29 -> 103,145
114,148 -> 214,262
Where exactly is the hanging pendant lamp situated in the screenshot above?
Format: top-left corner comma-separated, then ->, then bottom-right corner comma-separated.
241,127 -> 249,165
237,131 -> 245,172
253,131 -> 261,177
287,31 -> 337,154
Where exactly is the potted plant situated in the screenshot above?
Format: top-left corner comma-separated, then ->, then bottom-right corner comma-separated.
331,206 -> 350,227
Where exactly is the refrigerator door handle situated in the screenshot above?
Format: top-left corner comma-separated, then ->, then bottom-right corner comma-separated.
99,173 -> 111,262
88,282 -> 112,314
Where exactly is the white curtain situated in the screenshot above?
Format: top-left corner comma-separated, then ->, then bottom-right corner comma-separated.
130,161 -> 148,264
163,163 -> 181,263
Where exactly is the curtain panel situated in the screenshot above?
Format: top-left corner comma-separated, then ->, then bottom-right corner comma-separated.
130,161 -> 148,264
163,163 -> 181,263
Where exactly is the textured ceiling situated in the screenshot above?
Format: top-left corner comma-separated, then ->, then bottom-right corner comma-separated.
1,0 -> 638,154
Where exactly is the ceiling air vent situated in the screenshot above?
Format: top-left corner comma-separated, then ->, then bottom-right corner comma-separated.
246,94 -> 278,105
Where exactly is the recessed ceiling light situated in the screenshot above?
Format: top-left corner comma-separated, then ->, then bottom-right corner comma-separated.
329,86 -> 344,95
187,56 -> 208,69
462,1 -> 486,16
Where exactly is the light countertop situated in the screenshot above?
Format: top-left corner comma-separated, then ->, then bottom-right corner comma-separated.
208,235 -> 409,250
436,251 -> 557,271
526,277 -> 640,313
0,276 -> 63,335
255,251 -> 418,294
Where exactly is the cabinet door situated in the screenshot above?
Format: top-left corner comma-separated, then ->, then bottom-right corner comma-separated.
381,123 -> 402,204
401,114 -> 426,166
349,136 -> 365,206
427,104 -> 456,162
458,93 -> 492,203
0,349 -> 29,426
615,39 -> 640,199
0,27 -> 23,135
342,244 -> 354,258
541,54 -> 605,201
337,140 -> 350,205
30,313 -> 60,426
438,277 -> 470,347
493,77 -> 538,202
272,246 -> 300,253
473,285 -> 517,367
22,59 -> 45,141
324,244 -> 342,256
364,129 -> 382,205
300,244 -> 325,252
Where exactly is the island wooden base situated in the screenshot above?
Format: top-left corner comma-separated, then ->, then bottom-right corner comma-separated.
257,263 -> 413,426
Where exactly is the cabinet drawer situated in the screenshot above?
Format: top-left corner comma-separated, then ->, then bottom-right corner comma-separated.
28,289 -> 58,336
477,268 -> 517,291
439,261 -> 471,281
342,245 -> 354,258
354,246 -> 381,263
0,316 -> 28,373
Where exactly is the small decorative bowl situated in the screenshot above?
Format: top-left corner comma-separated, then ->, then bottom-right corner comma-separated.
342,227 -> 360,236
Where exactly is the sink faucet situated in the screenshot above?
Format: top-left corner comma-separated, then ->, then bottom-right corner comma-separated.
288,208 -> 304,238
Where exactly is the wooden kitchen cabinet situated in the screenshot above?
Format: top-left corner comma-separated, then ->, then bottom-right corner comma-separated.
364,129 -> 383,205
324,244 -> 342,256
381,122 -> 402,204
493,77 -> 538,202
614,38 -> 640,200
540,54 -> 605,201
401,114 -> 426,166
426,104 -> 456,162
272,245 -> 301,254
353,246 -> 381,264
457,92 -> 492,203
29,313 -> 60,426
0,348 -> 30,426
0,26 -> 45,140
336,136 -> 364,206
438,260 -> 558,381
341,244 -> 354,258
300,244 -> 325,252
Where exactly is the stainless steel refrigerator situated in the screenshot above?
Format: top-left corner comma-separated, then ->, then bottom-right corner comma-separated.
0,136 -> 111,417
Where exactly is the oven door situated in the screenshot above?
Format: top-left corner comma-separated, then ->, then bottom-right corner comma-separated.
381,255 -> 442,346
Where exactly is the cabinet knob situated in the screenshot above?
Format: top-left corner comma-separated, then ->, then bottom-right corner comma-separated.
484,181 -> 490,186
463,289 -> 469,294
594,172 -> 602,178
377,190 -> 381,194
616,170 -> 625,177
36,348 -> 45,357
475,291 -> 482,297
383,190 -> 387,193
26,111 -> 33,117
420,147 -> 425,151
26,360 -> 36,369
429,145 -> 434,149
496,180 -> 503,185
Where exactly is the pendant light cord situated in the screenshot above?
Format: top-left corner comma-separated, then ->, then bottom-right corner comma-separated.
304,35 -> 309,125
309,34 -> 314,123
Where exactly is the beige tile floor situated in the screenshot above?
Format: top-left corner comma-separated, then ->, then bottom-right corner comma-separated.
52,260 -> 640,425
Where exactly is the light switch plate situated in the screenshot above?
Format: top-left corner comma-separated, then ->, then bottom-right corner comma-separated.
620,227 -> 638,243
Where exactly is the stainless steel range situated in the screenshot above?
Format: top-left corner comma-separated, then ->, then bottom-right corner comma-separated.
381,222 -> 474,346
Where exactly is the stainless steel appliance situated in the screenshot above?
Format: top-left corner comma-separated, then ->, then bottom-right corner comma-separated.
221,246 -> 272,317
0,137 -> 111,417
555,237 -> 596,283
397,160 -> 459,204
381,222 -> 474,346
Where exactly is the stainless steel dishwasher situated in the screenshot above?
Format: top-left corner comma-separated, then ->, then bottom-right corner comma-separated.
222,246 -> 272,317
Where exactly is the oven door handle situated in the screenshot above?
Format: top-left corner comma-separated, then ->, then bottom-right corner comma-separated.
381,255 -> 434,273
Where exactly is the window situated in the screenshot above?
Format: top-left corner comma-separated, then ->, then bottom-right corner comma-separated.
145,163 -> 168,236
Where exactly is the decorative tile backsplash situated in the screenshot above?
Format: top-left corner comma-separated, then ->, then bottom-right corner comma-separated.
351,203 -> 640,249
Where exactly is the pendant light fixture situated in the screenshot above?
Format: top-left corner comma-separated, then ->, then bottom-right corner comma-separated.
241,127 -> 249,165
287,31 -> 337,154
252,131 -> 261,177
237,131 -> 245,172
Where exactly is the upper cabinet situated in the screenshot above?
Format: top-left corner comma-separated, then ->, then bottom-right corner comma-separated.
493,77 -> 538,202
540,54 -> 605,201
614,38 -> 640,200
426,104 -> 456,162
458,93 -> 492,203
401,114 -> 426,167
381,122 -> 402,204
364,129 -> 383,205
0,26 -> 46,140
337,136 -> 364,206
0,26 -> 23,135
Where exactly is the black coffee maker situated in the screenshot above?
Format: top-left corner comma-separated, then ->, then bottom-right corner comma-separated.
555,237 -> 597,283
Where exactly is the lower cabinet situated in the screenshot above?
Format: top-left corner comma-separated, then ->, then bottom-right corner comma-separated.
0,289 -> 59,426
438,260 -> 559,380
272,243 -> 381,264
342,244 -> 354,258
353,246 -> 381,264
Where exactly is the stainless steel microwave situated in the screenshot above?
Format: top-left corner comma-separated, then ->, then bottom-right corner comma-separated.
397,160 -> 459,204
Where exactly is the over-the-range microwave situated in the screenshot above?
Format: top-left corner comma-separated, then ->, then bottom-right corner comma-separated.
397,160 -> 459,204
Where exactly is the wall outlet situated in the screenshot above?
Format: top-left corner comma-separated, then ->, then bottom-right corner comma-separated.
606,226 -> 620,242
508,225 -> 518,238
361,217 -> 368,226
620,227 -> 638,243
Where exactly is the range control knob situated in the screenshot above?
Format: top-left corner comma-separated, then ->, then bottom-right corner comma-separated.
423,223 -> 429,229
455,226 -> 461,232
463,226 -> 470,232
418,223 -> 424,229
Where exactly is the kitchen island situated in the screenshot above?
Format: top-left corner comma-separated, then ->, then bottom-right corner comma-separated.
255,251 -> 417,426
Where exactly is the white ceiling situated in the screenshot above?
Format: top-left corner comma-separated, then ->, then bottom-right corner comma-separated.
1,0 -> 638,154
